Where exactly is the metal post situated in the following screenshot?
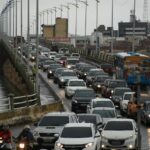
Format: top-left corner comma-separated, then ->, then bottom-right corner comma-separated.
42,11 -> 44,25
46,10 -> 49,25
96,0 -> 99,54
13,0 -> 15,49
20,0 -> 23,63
27,0 -> 30,73
50,10 -> 53,25
36,0 -> 39,93
132,0 -> 136,52
75,0 -> 78,48
84,0 -> 88,51
15,0 -> 17,49
136,72 -> 141,149
9,1 -> 11,37
111,0 -> 114,53
9,93 -> 14,110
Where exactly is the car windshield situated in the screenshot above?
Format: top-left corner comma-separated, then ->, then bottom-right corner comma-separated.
78,116 -> 97,124
104,121 -> 133,130
82,66 -> 94,72
92,109 -> 116,118
44,61 -> 54,65
95,76 -> 110,82
61,127 -> 92,138
89,70 -> 104,76
62,72 -> 76,76
69,81 -> 85,86
50,64 -> 62,69
72,53 -> 79,56
114,89 -> 131,97
67,60 -> 79,64
75,90 -> 95,97
93,101 -> 114,108
109,81 -> 127,88
124,94 -> 133,100
38,116 -> 69,126
60,57 -> 67,60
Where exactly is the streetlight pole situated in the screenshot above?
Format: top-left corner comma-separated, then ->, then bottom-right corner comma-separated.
20,0 -> 23,63
46,10 -> 49,25
69,1 -> 79,48
79,0 -> 88,51
9,1 -> 11,37
27,0 -> 30,73
61,4 -> 70,36
36,0 -> 39,93
111,0 -> 114,54
132,0 -> 136,52
15,0 -> 18,49
52,7 -> 57,23
96,0 -> 100,54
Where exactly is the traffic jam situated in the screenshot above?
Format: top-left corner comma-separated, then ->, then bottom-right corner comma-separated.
18,44 -> 148,150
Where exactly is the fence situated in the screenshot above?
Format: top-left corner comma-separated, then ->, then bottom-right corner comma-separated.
0,93 -> 39,112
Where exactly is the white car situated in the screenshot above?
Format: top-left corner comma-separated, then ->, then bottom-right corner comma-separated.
87,98 -> 115,113
120,92 -> 135,114
33,112 -> 78,149
90,107 -> 117,124
65,58 -> 79,69
101,118 -> 138,150
70,53 -> 80,59
49,51 -> 57,59
55,123 -> 101,150
65,79 -> 87,98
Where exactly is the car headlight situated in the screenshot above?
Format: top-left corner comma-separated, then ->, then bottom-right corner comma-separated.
32,56 -> 35,59
72,99 -> 78,103
85,142 -> 94,148
61,78 -> 64,82
56,142 -> 63,148
67,65 -> 71,69
84,73 -> 87,76
68,89 -> 74,92
97,85 -> 101,88
49,70 -> 52,74
147,114 -> 150,118
111,90 -> 114,94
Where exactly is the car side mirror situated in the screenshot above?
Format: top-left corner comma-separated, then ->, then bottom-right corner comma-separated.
87,105 -> 90,109
54,133 -> 60,138
95,132 -> 100,138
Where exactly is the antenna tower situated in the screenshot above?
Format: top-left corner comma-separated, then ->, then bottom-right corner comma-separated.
143,0 -> 148,22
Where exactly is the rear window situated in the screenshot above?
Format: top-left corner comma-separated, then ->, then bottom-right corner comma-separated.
39,116 -> 69,126
78,116 -> 97,124
61,127 -> 92,138
93,101 -> 114,108
104,121 -> 133,130
75,90 -> 95,97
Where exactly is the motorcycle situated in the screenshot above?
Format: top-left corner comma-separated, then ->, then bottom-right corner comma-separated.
0,137 -> 12,150
16,138 -> 33,150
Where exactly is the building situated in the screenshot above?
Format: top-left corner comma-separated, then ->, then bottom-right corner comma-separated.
55,18 -> 68,38
42,25 -> 55,39
118,10 -> 149,37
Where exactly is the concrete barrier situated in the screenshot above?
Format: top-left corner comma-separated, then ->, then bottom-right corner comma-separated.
0,101 -> 63,125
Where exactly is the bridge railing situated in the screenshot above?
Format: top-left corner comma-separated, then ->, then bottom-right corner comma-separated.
1,34 -> 35,93
0,93 -> 39,112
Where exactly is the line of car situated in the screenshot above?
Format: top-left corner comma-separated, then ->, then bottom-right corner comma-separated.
30,46 -> 141,150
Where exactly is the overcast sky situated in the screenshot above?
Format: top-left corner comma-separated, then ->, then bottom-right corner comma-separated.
0,0 -> 149,37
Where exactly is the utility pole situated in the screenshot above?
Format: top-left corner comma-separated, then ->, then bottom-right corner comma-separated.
111,0 -> 114,54
132,0 -> 136,52
20,0 -> 23,63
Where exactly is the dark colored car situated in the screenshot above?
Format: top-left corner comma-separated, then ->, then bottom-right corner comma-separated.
86,69 -> 108,87
38,56 -> 50,69
47,64 -> 62,79
42,60 -> 56,72
78,65 -> 96,80
53,68 -> 66,84
110,87 -> 132,106
102,79 -> 128,98
141,101 -> 150,125
77,113 -> 103,130
92,75 -> 112,92
71,89 -> 96,113
100,63 -> 115,76
57,70 -> 78,88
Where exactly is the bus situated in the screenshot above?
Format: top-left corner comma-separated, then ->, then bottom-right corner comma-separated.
114,52 -> 150,86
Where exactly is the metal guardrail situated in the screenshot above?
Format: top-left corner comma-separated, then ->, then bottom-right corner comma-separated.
0,93 -> 39,112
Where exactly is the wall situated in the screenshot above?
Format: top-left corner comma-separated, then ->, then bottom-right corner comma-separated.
3,59 -> 28,95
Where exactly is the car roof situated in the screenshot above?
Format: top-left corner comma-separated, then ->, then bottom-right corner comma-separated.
107,118 -> 135,122
45,112 -> 76,116
68,79 -> 84,82
91,107 -> 115,111
64,123 -> 93,128
123,92 -> 135,95
91,98 -> 112,102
